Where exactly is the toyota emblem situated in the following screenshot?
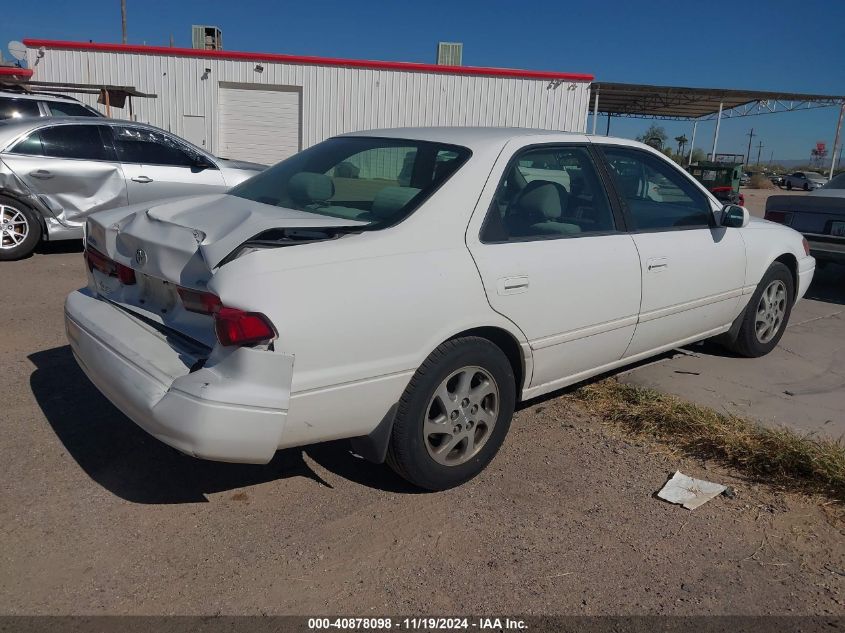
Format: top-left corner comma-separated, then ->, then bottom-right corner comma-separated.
135,248 -> 147,266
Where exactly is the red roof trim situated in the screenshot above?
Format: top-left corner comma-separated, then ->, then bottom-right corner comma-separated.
22,39 -> 594,82
0,66 -> 33,78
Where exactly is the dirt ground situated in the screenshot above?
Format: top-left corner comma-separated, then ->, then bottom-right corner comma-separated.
1,244 -> 844,616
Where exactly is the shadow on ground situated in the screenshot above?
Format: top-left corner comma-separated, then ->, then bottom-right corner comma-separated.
804,262 -> 845,305
29,346 -> 417,504
35,239 -> 84,255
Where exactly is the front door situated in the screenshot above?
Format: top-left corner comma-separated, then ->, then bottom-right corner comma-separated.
598,145 -> 746,358
110,126 -> 226,205
466,142 -> 642,391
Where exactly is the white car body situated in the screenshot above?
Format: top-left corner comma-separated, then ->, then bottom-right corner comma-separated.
64,128 -> 815,469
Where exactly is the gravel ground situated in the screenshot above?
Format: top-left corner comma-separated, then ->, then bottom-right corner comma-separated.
1,243 -> 843,616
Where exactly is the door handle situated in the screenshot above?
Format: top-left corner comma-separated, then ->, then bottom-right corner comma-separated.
29,169 -> 53,179
646,257 -> 669,272
131,176 -> 153,184
497,276 -> 530,295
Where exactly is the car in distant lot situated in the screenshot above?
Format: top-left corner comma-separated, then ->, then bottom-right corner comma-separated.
766,178 -> 845,266
64,127 -> 815,490
0,118 -> 266,259
0,90 -> 103,120
809,172 -> 845,198
783,171 -> 826,191
740,172 -> 751,186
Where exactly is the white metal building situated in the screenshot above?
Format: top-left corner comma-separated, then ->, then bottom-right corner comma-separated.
23,39 -> 593,164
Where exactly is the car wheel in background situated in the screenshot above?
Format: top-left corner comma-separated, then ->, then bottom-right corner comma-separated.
803,183 -> 809,191
0,196 -> 41,261
729,261 -> 794,358
386,336 -> 516,491
786,181 -> 793,190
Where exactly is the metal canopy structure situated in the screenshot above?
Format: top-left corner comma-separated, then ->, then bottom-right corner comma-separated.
588,82 -> 844,121
587,82 -> 845,178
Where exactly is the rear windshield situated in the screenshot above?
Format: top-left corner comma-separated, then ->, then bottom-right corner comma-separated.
229,136 -> 471,228
806,172 -> 824,179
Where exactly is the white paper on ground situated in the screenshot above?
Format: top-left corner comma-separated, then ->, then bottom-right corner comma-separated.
657,471 -> 727,510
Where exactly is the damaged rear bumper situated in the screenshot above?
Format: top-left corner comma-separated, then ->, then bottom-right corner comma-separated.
64,288 -> 293,464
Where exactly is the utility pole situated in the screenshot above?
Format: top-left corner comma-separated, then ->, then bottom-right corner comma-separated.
745,128 -> 755,165
756,141 -> 764,165
121,0 -> 127,44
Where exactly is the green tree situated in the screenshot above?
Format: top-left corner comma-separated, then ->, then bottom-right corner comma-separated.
690,148 -> 707,164
636,125 -> 668,149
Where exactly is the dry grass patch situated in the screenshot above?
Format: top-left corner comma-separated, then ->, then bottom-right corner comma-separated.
749,174 -> 776,189
567,380 -> 845,502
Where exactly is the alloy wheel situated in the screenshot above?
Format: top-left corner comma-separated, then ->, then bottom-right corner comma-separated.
423,366 -> 499,466
755,279 -> 787,344
0,204 -> 29,250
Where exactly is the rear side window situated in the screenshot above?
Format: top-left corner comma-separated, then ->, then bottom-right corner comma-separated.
481,145 -> 616,242
230,136 -> 471,227
10,133 -> 44,156
38,125 -> 113,161
46,101 -> 99,118
602,147 -> 711,231
112,127 -> 198,166
0,97 -> 41,120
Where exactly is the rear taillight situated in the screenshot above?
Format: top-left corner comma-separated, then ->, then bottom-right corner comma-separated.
802,238 -> 810,256
177,287 -> 275,346
177,287 -> 222,315
214,307 -> 276,346
85,245 -> 136,285
764,210 -> 793,225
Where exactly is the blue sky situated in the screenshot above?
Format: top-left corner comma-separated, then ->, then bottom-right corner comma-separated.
3,0 -> 843,161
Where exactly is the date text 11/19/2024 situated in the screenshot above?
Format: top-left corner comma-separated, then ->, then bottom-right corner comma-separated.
307,617 -> 528,630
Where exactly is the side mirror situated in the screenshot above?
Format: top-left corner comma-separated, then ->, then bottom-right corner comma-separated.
192,155 -> 215,170
721,204 -> 750,228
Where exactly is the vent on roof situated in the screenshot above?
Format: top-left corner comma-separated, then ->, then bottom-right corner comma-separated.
191,25 -> 223,51
437,42 -> 463,66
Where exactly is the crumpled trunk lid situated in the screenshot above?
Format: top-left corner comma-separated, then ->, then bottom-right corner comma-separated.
84,193 -> 365,345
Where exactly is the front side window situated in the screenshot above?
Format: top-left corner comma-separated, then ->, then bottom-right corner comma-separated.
38,125 -> 112,161
46,101 -> 100,118
481,145 -> 616,242
602,147 -> 711,231
9,133 -> 44,156
230,136 -> 471,227
0,97 -> 41,120
112,127 -> 199,167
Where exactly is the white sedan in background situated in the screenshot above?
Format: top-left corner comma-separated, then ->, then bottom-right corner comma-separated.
783,171 -> 827,191
65,128 -> 814,490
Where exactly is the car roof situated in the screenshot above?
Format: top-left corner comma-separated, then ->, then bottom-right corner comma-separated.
0,90 -> 84,103
341,126 -> 653,153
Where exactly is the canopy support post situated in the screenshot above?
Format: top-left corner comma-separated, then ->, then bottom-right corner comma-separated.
710,102 -> 723,160
830,102 -> 844,180
688,120 -> 698,167
591,88 -> 599,135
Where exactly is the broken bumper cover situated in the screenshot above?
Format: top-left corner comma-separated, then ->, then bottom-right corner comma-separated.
64,288 -> 293,464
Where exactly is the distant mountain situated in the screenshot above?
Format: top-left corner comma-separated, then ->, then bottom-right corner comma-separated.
771,159 -> 827,168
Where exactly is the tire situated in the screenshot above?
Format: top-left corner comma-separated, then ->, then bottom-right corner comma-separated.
729,262 -> 794,358
386,337 -> 516,490
786,181 -> 793,190
803,183 -> 809,191
0,196 -> 41,261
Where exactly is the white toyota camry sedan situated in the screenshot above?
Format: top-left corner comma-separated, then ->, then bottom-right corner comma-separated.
65,127 -> 815,490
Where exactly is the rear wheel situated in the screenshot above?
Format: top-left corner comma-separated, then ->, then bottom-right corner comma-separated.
729,262 -> 794,357
803,182 -> 810,191
786,181 -> 792,190
386,337 -> 516,490
0,196 -> 41,261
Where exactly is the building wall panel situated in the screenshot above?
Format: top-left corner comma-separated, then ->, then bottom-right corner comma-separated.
26,46 -> 591,161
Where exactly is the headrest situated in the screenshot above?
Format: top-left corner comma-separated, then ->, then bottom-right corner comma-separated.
514,180 -> 568,220
288,172 -> 334,204
370,186 -> 421,220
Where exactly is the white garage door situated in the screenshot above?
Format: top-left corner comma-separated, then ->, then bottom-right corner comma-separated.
217,85 -> 300,165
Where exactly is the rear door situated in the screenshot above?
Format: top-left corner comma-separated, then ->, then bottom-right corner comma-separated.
466,140 -> 642,390
110,125 -> 226,205
597,144 -> 746,358
0,122 -> 127,224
